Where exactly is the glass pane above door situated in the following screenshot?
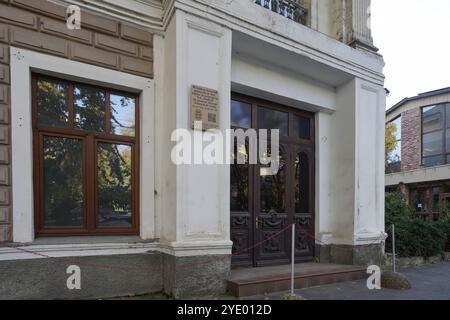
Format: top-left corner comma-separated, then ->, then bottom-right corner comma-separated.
257,107 -> 288,136
231,100 -> 251,128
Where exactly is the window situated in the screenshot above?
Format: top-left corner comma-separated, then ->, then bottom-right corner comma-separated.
33,75 -> 139,236
422,104 -> 450,167
386,116 -> 401,173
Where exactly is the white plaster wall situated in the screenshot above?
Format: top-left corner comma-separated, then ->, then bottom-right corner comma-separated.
327,79 -> 357,244
355,79 -> 386,242
158,10 -> 233,256
231,56 -> 336,112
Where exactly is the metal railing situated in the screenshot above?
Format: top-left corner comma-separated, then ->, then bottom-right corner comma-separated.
255,0 -> 308,26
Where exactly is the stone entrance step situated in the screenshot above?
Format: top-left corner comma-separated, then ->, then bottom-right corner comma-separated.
227,263 -> 367,297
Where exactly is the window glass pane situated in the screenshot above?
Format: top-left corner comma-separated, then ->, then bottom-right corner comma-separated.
110,94 -> 135,137
447,104 -> 450,128
423,131 -> 443,156
43,136 -> 84,227
231,100 -> 251,128
446,129 -> 450,153
231,165 -> 249,212
391,116 -> 402,141
260,145 -> 286,213
97,143 -> 132,228
423,155 -> 445,167
37,79 -> 68,127
74,85 -> 106,132
258,107 -> 288,136
432,188 -> 440,213
295,152 -> 309,213
423,105 -> 443,133
411,189 -> 428,213
231,141 -> 249,212
293,116 -> 310,140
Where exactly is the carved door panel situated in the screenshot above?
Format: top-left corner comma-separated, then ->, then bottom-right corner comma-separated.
254,144 -> 291,266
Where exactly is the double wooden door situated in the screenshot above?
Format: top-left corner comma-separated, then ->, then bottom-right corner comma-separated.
230,95 -> 315,268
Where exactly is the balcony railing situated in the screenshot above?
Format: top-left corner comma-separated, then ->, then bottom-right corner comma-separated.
255,0 -> 308,26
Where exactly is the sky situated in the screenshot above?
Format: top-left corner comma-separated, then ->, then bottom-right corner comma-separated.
371,0 -> 450,108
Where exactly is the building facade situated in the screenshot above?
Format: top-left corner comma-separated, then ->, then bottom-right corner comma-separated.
386,87 -> 450,220
0,0 -> 386,299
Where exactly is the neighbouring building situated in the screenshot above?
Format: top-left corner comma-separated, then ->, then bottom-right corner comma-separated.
386,87 -> 450,220
0,0 -> 386,299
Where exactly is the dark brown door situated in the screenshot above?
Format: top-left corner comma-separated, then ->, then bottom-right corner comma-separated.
230,94 -> 315,268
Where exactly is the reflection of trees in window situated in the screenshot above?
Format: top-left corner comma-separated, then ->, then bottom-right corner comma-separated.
97,143 -> 132,228
110,94 -> 136,137
295,152 -> 309,213
260,145 -> 286,213
386,116 -> 401,173
43,137 -> 83,227
37,80 -> 68,127
34,75 -> 138,234
74,86 -> 106,132
231,142 -> 249,212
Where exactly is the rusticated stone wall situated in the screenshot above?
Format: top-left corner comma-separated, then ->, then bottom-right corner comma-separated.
0,0 -> 154,242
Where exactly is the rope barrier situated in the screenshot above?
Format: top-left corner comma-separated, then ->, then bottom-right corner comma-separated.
2,222 -> 390,274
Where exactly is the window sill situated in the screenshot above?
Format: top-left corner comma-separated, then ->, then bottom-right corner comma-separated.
0,236 -> 159,262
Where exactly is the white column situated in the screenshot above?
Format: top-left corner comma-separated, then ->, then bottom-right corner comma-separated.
159,9 -> 233,257
353,79 -> 386,245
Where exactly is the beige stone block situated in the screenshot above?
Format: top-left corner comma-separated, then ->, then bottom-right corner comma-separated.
121,24 -> 153,45
0,187 -> 10,205
121,56 -> 153,77
140,46 -> 153,61
70,43 -> 119,69
0,44 -> 9,64
0,166 -> 9,185
0,206 -> 9,223
40,17 -> 92,44
0,145 -> 9,164
82,10 -> 119,35
94,33 -> 138,56
0,85 -> 8,104
0,4 -> 37,29
0,64 -> 9,84
0,24 -> 8,43
0,224 -> 11,242
0,104 -> 8,124
10,26 -> 67,56
12,0 -> 66,19
0,124 -> 8,144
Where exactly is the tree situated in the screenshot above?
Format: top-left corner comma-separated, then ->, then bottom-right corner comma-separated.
385,122 -> 398,167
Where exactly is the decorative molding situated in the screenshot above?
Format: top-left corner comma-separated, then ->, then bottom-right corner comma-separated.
0,241 -> 159,261
50,0 -> 165,31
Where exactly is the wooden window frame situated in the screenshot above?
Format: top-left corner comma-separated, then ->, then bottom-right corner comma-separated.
32,74 -> 140,237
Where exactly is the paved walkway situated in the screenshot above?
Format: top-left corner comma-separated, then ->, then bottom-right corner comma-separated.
248,262 -> 450,300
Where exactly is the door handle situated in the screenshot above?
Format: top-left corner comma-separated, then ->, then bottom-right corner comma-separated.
255,217 -> 260,229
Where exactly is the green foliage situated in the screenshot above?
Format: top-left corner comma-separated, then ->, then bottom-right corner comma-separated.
385,192 -> 450,257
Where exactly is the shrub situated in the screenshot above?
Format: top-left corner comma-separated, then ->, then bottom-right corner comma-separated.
385,192 -> 450,257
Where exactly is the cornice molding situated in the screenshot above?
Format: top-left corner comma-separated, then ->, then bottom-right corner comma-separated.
51,0 -> 165,31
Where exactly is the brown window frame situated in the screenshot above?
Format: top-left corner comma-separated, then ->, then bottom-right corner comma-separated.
32,74 -> 140,237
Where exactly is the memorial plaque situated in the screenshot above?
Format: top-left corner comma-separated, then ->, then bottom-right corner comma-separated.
190,85 -> 219,130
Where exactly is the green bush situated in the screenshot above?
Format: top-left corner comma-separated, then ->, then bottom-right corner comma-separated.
385,192 -> 450,257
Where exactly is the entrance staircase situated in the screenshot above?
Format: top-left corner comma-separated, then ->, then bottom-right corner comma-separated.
227,263 -> 367,297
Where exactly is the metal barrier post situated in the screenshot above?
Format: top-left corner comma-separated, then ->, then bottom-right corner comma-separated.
291,223 -> 295,296
392,224 -> 396,273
